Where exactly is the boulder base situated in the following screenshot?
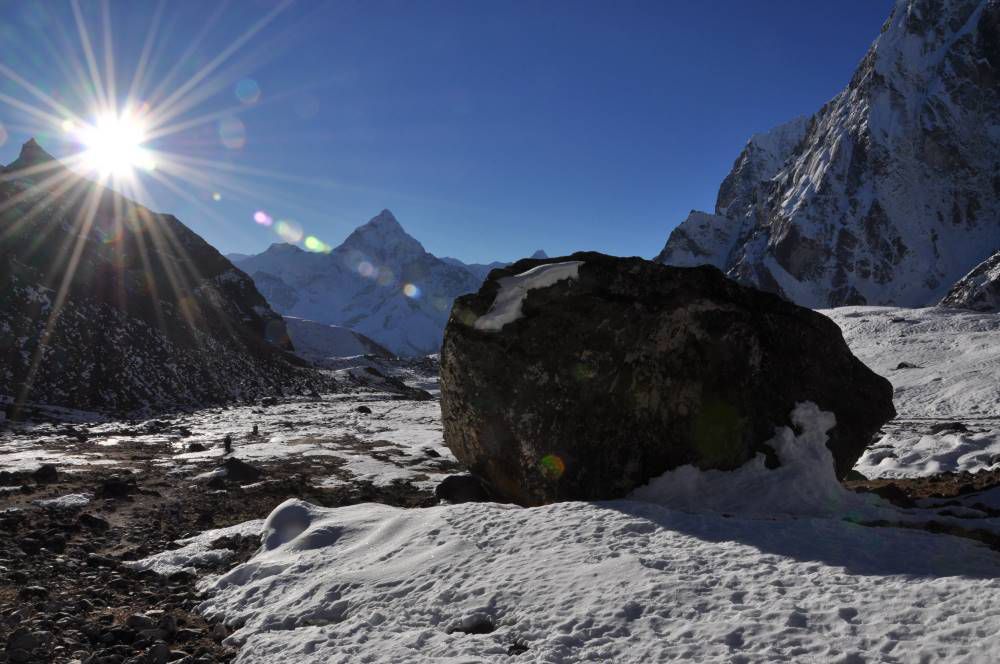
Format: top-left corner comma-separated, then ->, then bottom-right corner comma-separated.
440,252 -> 895,506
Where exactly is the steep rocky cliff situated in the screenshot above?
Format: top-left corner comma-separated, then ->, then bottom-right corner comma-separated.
658,0 -> 1000,307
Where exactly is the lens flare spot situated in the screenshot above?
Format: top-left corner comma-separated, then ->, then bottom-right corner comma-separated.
218,117 -> 246,149
357,261 -> 375,278
539,454 -> 566,480
212,192 -> 222,202
403,283 -> 421,298
254,210 -> 273,226
275,219 -> 303,243
304,235 -> 332,253
376,267 -> 396,287
235,78 -> 261,105
61,119 -> 75,133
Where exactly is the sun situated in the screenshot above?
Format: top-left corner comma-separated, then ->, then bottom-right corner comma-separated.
74,109 -> 156,179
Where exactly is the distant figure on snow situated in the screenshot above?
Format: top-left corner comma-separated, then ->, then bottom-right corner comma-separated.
223,433 -> 233,454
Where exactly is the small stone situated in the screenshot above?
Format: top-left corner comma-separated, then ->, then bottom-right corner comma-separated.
148,642 -> 170,664
355,405 -> 372,414
17,585 -> 48,600
210,624 -> 228,641
79,513 -> 111,531
6,627 -> 38,651
185,443 -> 207,453
434,475 -> 494,504
928,421 -> 969,434
125,614 -> 156,631
33,464 -> 59,483
7,648 -> 30,663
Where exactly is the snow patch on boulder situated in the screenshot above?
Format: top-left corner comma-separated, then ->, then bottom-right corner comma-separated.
474,261 -> 583,331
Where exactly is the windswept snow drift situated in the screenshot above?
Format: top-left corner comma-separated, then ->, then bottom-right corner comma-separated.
630,402 -> 875,516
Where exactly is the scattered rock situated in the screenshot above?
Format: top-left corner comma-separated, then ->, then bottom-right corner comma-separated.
260,397 -> 278,407
928,421 -> 969,434
17,585 -> 49,601
32,464 -> 59,483
447,613 -> 495,635
186,443 -> 207,453
219,458 -> 263,483
355,405 -> 372,414
441,253 -> 896,505
895,361 -> 920,369
434,474 -> 494,503
6,627 -> 39,652
97,476 -> 137,499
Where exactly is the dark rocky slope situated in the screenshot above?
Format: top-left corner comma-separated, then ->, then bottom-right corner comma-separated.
0,140 -> 329,416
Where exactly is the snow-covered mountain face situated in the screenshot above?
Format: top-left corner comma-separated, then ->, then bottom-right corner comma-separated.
0,140 -> 325,414
940,249 -> 1000,311
658,0 -> 1000,308
232,210 -> 483,356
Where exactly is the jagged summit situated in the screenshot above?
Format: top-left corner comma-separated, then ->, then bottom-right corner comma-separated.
657,0 -> 1000,308
530,250 -> 549,259
340,209 -> 427,261
6,137 -> 59,174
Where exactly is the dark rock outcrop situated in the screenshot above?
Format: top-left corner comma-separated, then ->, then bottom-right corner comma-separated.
939,249 -> 1000,312
441,253 -> 895,506
0,139 -> 333,416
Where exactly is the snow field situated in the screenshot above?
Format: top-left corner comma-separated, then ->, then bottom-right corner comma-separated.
199,498 -> 1000,663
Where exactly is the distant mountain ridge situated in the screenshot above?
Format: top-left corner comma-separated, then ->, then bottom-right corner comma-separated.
657,0 -> 1000,308
0,139 -> 328,415
232,210 -> 487,356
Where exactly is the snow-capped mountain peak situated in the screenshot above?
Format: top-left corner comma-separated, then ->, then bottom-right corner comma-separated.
233,211 -> 481,356
338,209 -> 427,262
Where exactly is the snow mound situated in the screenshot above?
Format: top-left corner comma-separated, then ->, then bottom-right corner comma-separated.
631,402 -> 874,517
474,261 -> 583,331
200,496 -> 1000,663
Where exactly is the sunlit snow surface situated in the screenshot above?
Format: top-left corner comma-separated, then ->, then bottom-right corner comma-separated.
199,499 -> 1000,663
824,307 -> 1000,478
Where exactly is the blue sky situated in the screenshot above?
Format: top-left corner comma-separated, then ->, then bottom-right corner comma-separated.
0,0 -> 893,263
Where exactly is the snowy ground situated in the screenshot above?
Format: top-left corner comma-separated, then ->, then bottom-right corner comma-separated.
0,359 -> 453,492
824,307 -> 1000,479
5,306 -> 1000,662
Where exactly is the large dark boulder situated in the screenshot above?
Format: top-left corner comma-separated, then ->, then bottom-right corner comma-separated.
440,252 -> 895,506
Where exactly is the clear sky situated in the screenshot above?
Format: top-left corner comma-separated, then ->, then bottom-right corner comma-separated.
0,0 -> 894,264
